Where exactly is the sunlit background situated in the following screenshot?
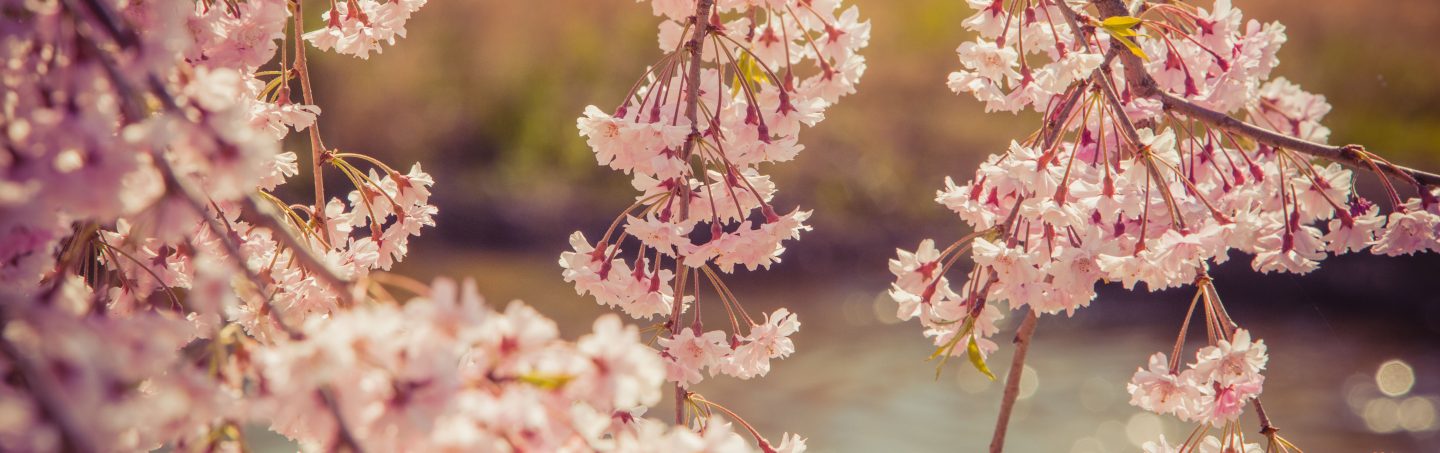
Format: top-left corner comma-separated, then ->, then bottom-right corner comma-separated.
270,0 -> 1440,451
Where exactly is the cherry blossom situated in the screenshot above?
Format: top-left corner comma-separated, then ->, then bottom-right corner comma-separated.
898,0 -> 1440,449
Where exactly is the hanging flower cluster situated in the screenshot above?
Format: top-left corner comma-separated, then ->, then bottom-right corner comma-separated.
894,0 -> 1440,450
1128,329 -> 1267,427
304,0 -> 429,59
254,278 -> 680,451
0,0 -> 760,451
0,0 -> 445,446
563,0 -> 866,448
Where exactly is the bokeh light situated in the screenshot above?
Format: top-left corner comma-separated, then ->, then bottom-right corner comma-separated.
1124,413 -> 1164,447
1398,396 -> 1438,432
1375,359 -> 1416,397
871,294 -> 902,325
1095,420 -> 1127,451
1363,398 -> 1402,433
1069,436 -> 1105,453
1017,365 -> 1039,400
956,367 -> 993,394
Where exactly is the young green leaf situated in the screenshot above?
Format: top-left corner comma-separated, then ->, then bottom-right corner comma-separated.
967,337 -> 997,381
1100,16 -> 1142,32
1112,34 -> 1151,61
928,316 -> 978,379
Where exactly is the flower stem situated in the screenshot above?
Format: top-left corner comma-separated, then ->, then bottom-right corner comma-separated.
292,0 -> 332,242
989,308 -> 1039,453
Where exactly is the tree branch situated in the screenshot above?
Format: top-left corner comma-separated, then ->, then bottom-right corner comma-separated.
674,0 -> 715,223
291,0 -> 332,243
989,308 -> 1038,453
1090,0 -> 1440,188
670,0 -> 715,425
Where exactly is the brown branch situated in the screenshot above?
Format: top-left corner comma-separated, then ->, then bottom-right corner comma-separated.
674,0 -> 715,223
989,308 -> 1038,453
291,0 -> 332,243
1090,0 -> 1440,188
670,0 -> 715,425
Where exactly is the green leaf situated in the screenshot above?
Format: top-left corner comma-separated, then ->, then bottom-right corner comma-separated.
1100,16 -> 1142,32
729,53 -> 770,97
966,337 -> 997,381
927,316 -> 977,380
518,373 -> 575,390
1112,34 -> 1150,61
1098,15 -> 1150,61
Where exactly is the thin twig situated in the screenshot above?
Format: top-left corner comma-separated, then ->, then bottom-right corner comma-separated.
670,0 -> 716,425
989,308 -> 1039,453
291,0 -> 332,242
1090,0 -> 1440,188
674,0 -> 716,222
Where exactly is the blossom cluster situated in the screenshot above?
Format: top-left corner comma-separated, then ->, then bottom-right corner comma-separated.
948,0 -> 1105,113
1127,329 -> 1268,426
891,0 -> 1440,444
255,278 -> 676,451
893,0 -> 1439,358
564,0 -> 868,390
305,0 -> 429,59
2,0 -> 437,323
0,0 -> 724,451
0,0 -> 798,450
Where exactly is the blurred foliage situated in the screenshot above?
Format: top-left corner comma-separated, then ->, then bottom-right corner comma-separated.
303,0 -> 1440,264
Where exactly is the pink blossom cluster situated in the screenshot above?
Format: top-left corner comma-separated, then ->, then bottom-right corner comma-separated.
0,275 -> 228,452
305,0 -> 429,59
948,0 -> 1105,113
564,0 -> 867,391
0,0 -> 795,450
4,0 -> 442,342
1126,329 -> 1268,426
890,0 -> 1440,366
2,0 -> 742,450
254,278 -> 676,451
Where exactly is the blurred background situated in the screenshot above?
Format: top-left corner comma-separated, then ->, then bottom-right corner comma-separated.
285,0 -> 1440,451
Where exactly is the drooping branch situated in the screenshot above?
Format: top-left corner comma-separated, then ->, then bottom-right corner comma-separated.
1090,0 -> 1440,188
291,0 -> 332,242
670,0 -> 716,425
988,308 -> 1039,453
674,0 -> 716,223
